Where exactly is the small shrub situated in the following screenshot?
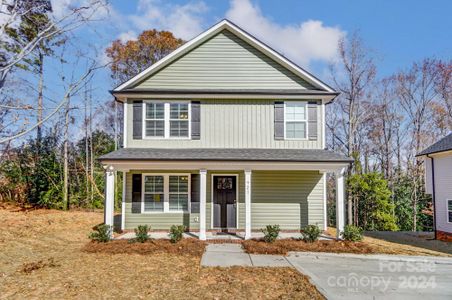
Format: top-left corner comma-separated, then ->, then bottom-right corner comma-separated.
341,225 -> 363,241
169,225 -> 185,243
89,224 -> 112,243
134,225 -> 150,243
300,224 -> 321,243
262,225 -> 280,243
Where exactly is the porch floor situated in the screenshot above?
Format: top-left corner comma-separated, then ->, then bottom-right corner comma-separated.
115,231 -> 334,241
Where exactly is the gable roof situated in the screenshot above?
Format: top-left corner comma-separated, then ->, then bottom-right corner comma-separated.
113,19 -> 336,94
417,133 -> 452,156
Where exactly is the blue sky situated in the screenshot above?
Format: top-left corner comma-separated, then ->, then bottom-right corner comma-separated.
105,0 -> 452,77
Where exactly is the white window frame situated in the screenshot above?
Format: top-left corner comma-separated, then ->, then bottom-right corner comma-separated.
447,199 -> 452,223
284,101 -> 308,140
141,173 -> 191,214
142,100 -> 191,140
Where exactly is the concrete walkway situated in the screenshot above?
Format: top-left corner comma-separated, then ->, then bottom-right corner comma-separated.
201,244 -> 291,267
201,245 -> 452,299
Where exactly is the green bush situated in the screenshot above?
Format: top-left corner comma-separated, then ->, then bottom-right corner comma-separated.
89,224 -> 112,243
262,225 -> 280,243
341,225 -> 364,241
134,225 -> 150,243
169,225 -> 185,243
300,224 -> 321,243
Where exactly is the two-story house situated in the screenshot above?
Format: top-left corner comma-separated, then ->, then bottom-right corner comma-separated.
99,20 -> 352,240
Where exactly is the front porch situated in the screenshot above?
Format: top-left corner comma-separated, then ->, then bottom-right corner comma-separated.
100,148 -> 351,240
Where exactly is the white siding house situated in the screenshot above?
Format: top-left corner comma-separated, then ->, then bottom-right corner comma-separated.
418,133 -> 452,242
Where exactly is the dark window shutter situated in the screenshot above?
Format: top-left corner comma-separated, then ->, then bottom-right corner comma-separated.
191,101 -> 201,140
190,174 -> 200,213
308,101 -> 318,141
131,174 -> 142,213
133,101 -> 143,139
274,101 -> 284,140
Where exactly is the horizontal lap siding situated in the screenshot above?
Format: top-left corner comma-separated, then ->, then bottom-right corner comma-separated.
250,171 -> 324,230
135,30 -> 314,90
432,154 -> 452,233
127,99 -> 322,149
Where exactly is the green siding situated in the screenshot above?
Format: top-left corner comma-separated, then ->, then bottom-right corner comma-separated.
134,30 -> 315,90
124,170 -> 324,231
126,99 -> 323,149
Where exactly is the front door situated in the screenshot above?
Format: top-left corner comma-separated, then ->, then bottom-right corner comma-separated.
213,176 -> 237,229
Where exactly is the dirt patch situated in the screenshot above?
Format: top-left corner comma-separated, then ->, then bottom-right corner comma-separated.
82,238 -> 207,257
243,239 -> 374,255
20,258 -> 60,274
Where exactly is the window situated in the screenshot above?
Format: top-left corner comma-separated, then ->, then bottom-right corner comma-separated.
142,174 -> 190,213
169,175 -> 189,211
144,101 -> 190,139
145,103 -> 165,137
285,102 -> 307,139
170,103 -> 189,137
448,200 -> 452,223
143,176 -> 164,212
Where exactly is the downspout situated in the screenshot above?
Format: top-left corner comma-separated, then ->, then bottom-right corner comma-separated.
427,155 -> 437,240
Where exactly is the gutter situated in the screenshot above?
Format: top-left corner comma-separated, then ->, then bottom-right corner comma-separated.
426,154 -> 437,239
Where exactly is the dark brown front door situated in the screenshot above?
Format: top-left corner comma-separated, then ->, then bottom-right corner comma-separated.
213,176 -> 237,229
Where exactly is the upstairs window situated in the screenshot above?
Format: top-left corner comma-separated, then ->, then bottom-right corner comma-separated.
143,101 -> 190,139
285,102 -> 307,139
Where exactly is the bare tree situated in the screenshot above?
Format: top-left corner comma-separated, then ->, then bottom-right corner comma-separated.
328,32 -> 377,224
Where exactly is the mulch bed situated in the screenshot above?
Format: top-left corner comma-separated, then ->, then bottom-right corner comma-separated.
243,239 -> 375,255
82,238 -> 207,257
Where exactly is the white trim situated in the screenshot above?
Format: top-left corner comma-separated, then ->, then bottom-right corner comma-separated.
244,170 -> 252,240
113,20 -> 335,93
103,161 -> 350,172
121,172 -> 126,230
123,101 -> 127,148
321,102 -> 326,148
447,199 -> 452,223
141,173 -> 191,214
210,173 -> 240,230
323,172 -> 327,230
335,167 -> 346,239
142,100 -> 191,140
283,101 -> 308,140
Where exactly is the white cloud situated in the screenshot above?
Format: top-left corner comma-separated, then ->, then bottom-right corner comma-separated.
126,0 -> 208,40
226,0 -> 345,67
118,30 -> 137,43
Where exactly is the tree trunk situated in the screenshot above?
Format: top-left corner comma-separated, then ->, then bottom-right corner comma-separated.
37,52 -> 44,144
84,85 -> 89,207
63,95 -> 70,210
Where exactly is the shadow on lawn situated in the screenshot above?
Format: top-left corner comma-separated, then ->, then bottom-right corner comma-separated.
365,231 -> 452,255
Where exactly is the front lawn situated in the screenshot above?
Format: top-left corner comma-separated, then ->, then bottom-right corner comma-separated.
0,206 -> 323,299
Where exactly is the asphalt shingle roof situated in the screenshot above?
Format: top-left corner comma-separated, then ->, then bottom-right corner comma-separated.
417,133 -> 452,156
98,148 -> 353,163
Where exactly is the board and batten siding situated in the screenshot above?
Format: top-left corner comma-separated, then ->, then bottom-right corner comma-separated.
425,153 -> 452,233
126,99 -> 323,149
124,170 -> 324,231
133,30 -> 315,90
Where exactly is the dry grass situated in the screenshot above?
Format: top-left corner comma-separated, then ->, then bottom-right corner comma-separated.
243,239 -> 374,255
0,206 -> 323,299
82,238 -> 207,257
327,227 -> 452,257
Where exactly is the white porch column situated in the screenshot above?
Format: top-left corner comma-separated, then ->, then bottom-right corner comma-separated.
121,172 -> 126,231
245,170 -> 252,240
199,169 -> 207,241
336,167 -> 346,239
105,167 -> 115,235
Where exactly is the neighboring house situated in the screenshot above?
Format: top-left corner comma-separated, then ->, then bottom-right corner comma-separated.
99,20 -> 352,240
417,133 -> 452,242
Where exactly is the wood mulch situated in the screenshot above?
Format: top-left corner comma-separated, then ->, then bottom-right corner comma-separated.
82,238 -> 207,257
242,239 -> 375,255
